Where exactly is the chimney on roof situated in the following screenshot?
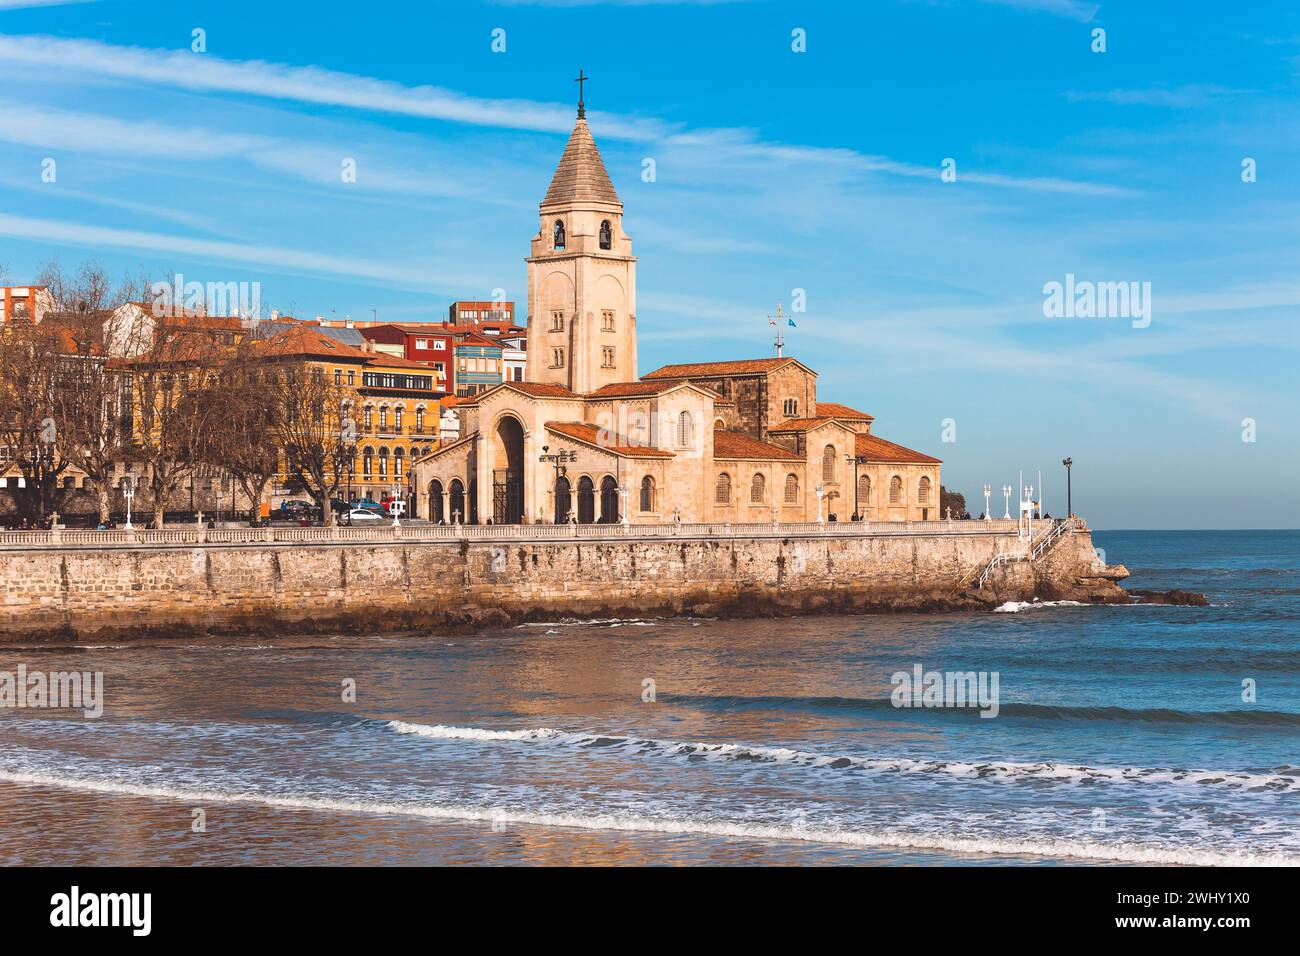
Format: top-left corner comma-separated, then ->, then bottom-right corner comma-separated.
270,309 -> 280,321
344,314 -> 354,329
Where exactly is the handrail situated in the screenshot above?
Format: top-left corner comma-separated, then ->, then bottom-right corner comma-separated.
0,517 -> 1031,549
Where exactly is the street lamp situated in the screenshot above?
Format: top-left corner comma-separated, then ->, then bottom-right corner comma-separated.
845,453 -> 860,520
538,444 -> 577,522
1002,485 -> 1012,520
983,484 -> 991,521
390,482 -> 402,527
1062,457 -> 1073,517
124,474 -> 136,530
815,481 -> 825,524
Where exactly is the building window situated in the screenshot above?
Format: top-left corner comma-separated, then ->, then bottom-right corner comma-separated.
750,473 -> 765,503
890,475 -> 903,504
783,398 -> 798,417
334,369 -> 341,385
553,219 -> 566,251
415,339 -> 428,349
599,219 -> 612,250
379,407 -> 388,431
415,408 -> 424,433
551,347 -> 565,368
394,405 -> 403,431
551,310 -> 564,332
394,448 -> 404,478
364,407 -> 373,432
858,474 -> 871,507
602,309 -> 615,331
918,475 -> 932,505
822,445 -> 836,482
347,370 -> 355,386
602,346 -> 615,368
639,475 -> 655,512
362,447 -> 373,478
378,447 -> 389,478
433,340 -> 446,350
715,472 -> 731,504
676,411 -> 693,448
784,474 -> 799,504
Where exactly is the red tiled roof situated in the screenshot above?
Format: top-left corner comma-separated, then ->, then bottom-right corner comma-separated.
712,430 -> 801,461
587,381 -> 676,398
365,353 -> 440,372
508,382 -> 581,398
455,332 -> 504,349
767,417 -> 834,433
545,421 -> 674,458
816,402 -> 874,422
248,325 -> 370,361
855,433 -> 942,464
642,357 -> 796,380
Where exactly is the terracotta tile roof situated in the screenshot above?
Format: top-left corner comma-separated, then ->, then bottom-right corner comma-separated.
545,421 -> 673,458
642,357 -> 795,380
455,332 -> 503,350
507,381 -> 581,398
542,118 -> 621,207
364,353 -> 440,372
587,381 -> 677,398
767,417 -> 834,433
855,432 -> 943,464
248,325 -> 370,361
816,402 -> 874,422
712,429 -> 802,461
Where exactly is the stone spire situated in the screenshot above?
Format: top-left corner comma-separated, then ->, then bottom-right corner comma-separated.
541,116 -> 621,209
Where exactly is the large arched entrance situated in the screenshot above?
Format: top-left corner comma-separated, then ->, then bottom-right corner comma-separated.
599,476 -> 619,523
576,476 -> 595,524
429,479 -> 444,523
555,475 -> 571,523
492,416 -> 525,524
448,478 -> 465,524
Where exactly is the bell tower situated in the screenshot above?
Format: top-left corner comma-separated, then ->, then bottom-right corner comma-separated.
525,73 -> 637,392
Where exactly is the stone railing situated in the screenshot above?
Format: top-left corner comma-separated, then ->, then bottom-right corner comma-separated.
0,517 -> 1032,550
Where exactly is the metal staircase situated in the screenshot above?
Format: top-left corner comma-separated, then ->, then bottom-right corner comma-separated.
958,517 -> 1080,592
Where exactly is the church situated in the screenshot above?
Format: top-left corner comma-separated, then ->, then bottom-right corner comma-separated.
411,100 -> 941,526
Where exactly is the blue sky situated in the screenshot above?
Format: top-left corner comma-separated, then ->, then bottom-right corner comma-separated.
0,0 -> 1296,529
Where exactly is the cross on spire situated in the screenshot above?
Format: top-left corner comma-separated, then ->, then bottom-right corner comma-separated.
575,69 -> 588,119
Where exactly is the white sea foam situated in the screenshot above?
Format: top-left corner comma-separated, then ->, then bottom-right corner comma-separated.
994,600 -> 1089,613
0,768 -> 1292,867
385,721 -> 1300,792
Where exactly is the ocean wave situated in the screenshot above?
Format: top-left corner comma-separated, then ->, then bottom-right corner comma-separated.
1,768 -> 1292,867
385,721 -> 1300,792
994,600 -> 1090,613
664,693 -> 1300,727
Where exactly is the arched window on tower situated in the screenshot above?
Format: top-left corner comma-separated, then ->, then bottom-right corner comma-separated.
822,445 -> 836,483
599,219 -> 612,250
918,476 -> 932,505
640,475 -> 655,513
553,219 -> 566,251
889,475 -> 903,504
715,472 -> 732,505
750,473 -> 766,503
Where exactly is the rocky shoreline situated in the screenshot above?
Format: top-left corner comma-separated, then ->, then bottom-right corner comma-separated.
0,583 -> 1206,645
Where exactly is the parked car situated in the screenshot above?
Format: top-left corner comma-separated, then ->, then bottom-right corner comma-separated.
329,498 -> 350,515
343,509 -> 384,524
280,499 -> 313,515
351,498 -> 383,514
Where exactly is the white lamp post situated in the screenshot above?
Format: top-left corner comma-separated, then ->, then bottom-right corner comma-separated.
124,475 -> 136,530
815,481 -> 825,524
390,482 -> 401,527
983,484 -> 991,521
619,484 -> 629,526
1002,485 -> 1012,520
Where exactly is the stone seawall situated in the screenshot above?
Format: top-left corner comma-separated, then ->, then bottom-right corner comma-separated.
0,526 -> 1127,639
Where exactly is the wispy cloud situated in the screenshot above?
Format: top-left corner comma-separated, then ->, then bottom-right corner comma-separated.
1065,85 -> 1252,108
0,34 -> 1130,197
0,213 -> 456,290
980,0 -> 1098,21
0,0 -> 93,9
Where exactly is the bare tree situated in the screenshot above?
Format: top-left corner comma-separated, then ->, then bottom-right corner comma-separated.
127,330 -> 223,528
200,342 -> 281,524
41,261 -> 142,523
269,360 -> 352,527
0,319 -> 70,523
